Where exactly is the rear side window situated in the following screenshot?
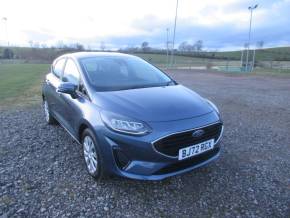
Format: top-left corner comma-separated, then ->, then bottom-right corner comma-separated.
53,58 -> 66,78
63,59 -> 80,85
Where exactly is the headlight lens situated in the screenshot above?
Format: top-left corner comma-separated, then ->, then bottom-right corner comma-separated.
206,99 -> 219,114
100,111 -> 151,135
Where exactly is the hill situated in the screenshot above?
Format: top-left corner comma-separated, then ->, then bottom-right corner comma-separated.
0,46 -> 290,63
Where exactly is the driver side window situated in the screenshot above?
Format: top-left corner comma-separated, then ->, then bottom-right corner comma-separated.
53,58 -> 66,78
63,59 -> 80,86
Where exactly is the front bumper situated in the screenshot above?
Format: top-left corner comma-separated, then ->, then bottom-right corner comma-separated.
112,146 -> 221,181
94,111 -> 223,180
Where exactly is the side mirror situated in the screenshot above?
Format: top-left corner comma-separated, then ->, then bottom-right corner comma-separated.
57,82 -> 77,98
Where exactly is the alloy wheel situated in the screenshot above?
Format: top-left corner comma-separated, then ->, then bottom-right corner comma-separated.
44,100 -> 50,122
83,135 -> 99,175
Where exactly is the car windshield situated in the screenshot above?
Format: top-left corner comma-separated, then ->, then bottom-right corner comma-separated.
79,55 -> 174,91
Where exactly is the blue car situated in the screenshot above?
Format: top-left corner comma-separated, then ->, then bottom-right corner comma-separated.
42,52 -> 223,181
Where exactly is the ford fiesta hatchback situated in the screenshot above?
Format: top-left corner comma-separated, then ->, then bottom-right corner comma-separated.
42,52 -> 223,180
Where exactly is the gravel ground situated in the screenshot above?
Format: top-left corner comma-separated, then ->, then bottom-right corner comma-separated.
1,70 -> 290,217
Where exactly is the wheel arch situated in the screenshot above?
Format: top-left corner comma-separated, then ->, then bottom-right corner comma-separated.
78,119 -> 97,142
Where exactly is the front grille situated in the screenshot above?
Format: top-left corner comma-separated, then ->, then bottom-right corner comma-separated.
153,147 -> 220,175
153,122 -> 222,157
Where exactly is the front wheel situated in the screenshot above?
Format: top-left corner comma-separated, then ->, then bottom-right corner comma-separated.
82,128 -> 105,181
43,99 -> 56,125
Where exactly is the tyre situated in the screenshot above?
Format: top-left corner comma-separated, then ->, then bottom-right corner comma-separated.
43,99 -> 57,125
82,128 -> 105,181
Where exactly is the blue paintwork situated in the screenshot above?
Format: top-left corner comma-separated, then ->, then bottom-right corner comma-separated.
92,84 -> 213,122
42,52 -> 223,180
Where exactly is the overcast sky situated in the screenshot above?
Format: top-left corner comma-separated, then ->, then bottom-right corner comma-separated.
0,0 -> 289,50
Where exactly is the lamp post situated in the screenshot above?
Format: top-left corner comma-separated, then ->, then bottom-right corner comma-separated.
170,0 -> 179,67
245,4 -> 258,72
252,47 -> 256,71
2,17 -> 9,46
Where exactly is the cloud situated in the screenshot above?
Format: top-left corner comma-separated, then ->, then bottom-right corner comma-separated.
110,0 -> 290,50
1,0 -> 289,50
22,30 -> 55,42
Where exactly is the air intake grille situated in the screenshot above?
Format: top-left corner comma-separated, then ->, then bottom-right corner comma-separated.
153,123 -> 222,157
153,147 -> 220,175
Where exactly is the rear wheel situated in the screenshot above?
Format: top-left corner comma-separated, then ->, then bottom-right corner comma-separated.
43,99 -> 56,125
82,128 -> 105,180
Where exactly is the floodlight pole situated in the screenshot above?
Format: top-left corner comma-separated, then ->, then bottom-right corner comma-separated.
2,17 -> 9,46
170,0 -> 179,67
166,28 -> 169,68
252,48 -> 256,71
245,5 -> 258,72
240,49 -> 244,67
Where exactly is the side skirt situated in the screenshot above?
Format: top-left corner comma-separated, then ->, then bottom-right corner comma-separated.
52,115 -> 81,145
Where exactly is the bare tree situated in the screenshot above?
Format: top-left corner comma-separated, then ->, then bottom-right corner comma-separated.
179,41 -> 201,52
178,41 -> 189,51
194,40 -> 203,52
2,48 -> 14,59
75,43 -> 84,51
100,41 -> 106,51
41,43 -> 48,48
56,41 -> 65,49
28,40 -> 34,48
178,41 -> 188,51
34,42 -> 40,48
256,41 -> 264,49
141,41 -> 150,52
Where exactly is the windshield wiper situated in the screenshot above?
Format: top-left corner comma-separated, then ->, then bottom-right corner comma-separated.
126,84 -> 155,90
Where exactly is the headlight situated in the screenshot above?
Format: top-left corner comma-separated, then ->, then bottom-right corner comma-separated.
206,99 -> 219,114
100,111 -> 151,135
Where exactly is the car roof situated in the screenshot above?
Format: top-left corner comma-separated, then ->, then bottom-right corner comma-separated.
58,52 -> 134,61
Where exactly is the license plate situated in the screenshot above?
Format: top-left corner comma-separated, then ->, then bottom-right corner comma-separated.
178,139 -> 214,160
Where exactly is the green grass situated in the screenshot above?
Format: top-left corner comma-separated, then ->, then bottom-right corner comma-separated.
213,47 -> 290,61
134,53 -> 240,68
0,59 -> 289,109
136,53 -> 197,64
0,64 -> 49,109
126,46 -> 290,62
1,46 -> 290,62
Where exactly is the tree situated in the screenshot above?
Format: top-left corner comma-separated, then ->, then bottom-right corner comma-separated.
141,41 -> 150,52
256,41 -> 264,49
41,43 -> 48,48
75,43 -> 84,51
178,41 -> 189,51
100,41 -> 106,51
28,40 -> 34,48
34,42 -> 40,48
178,41 -> 195,52
56,41 -> 65,49
194,40 -> 203,52
2,48 -> 14,59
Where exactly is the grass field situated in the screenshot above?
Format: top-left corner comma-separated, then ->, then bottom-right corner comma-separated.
1,46 -> 290,62
0,58 -> 289,109
0,64 -> 49,109
135,53 -> 242,68
136,53 -> 290,73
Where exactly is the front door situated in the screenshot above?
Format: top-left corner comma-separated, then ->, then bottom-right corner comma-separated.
45,58 -> 66,121
57,58 -> 84,136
